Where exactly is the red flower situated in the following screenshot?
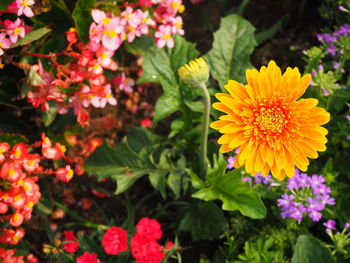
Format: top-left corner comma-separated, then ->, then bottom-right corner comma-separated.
63,231 -> 79,253
136,218 -> 162,240
76,252 -> 100,263
102,226 -> 128,255
131,234 -> 165,263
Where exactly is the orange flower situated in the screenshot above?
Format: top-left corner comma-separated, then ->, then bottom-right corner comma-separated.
210,61 -> 330,180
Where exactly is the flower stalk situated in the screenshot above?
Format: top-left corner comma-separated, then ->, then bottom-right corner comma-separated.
178,57 -> 210,177
198,81 -> 210,177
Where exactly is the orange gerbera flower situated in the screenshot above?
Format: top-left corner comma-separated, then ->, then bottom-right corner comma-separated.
210,61 -> 330,180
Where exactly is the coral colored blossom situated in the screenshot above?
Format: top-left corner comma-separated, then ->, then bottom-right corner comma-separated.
131,234 -> 165,263
136,217 -> 162,240
102,226 -> 128,255
76,252 -> 100,263
210,61 -> 330,180
63,231 -> 79,253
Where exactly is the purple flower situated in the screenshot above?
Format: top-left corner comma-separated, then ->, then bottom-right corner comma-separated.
321,195 -> 336,206
335,24 -> 350,36
347,135 -> 350,141
333,62 -> 340,69
242,176 -> 252,183
310,174 -> 326,189
306,197 -> 325,211
297,172 -> 312,187
322,89 -> 330,96
338,5 -> 347,12
324,220 -> 336,232
308,210 -> 322,222
277,194 -> 295,208
290,205 -> 306,222
344,222 -> 350,229
313,184 -> 331,195
278,170 -> 335,223
326,44 -> 337,56
227,156 -> 235,169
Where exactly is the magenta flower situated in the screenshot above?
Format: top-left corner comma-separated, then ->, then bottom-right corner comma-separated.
0,33 -> 12,56
16,0 -> 35,17
4,18 -> 25,44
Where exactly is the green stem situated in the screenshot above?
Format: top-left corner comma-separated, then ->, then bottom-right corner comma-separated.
198,82 -> 211,178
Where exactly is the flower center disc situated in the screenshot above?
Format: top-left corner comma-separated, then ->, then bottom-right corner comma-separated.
255,106 -> 286,134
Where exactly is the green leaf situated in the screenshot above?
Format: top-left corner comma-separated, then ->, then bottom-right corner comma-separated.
85,128 -> 160,194
11,27 -> 52,48
255,19 -> 283,45
41,102 -> 57,127
179,202 -> 228,241
0,134 -> 28,146
72,0 -> 96,43
149,172 -> 167,198
138,35 -> 199,122
0,0 -> 12,11
124,36 -> 155,55
292,235 -> 334,263
204,14 -> 257,88
192,169 -> 266,219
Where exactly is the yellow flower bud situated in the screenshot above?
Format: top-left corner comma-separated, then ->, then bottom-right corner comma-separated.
178,57 -> 209,86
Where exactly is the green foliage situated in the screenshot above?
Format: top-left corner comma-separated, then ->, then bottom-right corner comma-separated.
235,238 -> 278,263
191,155 -> 266,219
85,127 -> 187,196
179,201 -> 228,241
204,14 -> 257,89
0,0 -> 12,11
0,134 -> 28,146
138,35 -> 199,122
72,0 -> 96,43
292,235 -> 334,263
11,27 -> 52,48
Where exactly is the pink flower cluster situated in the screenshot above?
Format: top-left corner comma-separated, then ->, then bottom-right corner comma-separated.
89,0 -> 185,52
0,135 -> 74,262
0,0 -> 35,62
26,29 -> 118,126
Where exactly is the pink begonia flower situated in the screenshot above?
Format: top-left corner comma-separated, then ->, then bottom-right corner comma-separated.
170,16 -> 185,35
89,22 -> 103,43
154,25 -> 174,48
113,73 -> 134,93
4,18 -> 25,44
0,34 -> 12,56
136,10 -> 156,35
100,84 -> 117,107
121,7 -> 141,28
91,9 -> 109,25
96,48 -> 118,71
102,18 -> 124,51
16,0 -> 35,18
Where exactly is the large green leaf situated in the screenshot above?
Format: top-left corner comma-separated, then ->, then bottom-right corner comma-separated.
192,155 -> 266,219
204,14 -> 257,89
179,202 -> 228,241
11,27 -> 52,48
292,235 -> 334,263
72,0 -> 96,43
85,127 -> 159,194
85,127 -> 185,196
138,35 -> 199,122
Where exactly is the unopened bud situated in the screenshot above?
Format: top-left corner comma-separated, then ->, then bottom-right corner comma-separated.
178,57 -> 209,86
